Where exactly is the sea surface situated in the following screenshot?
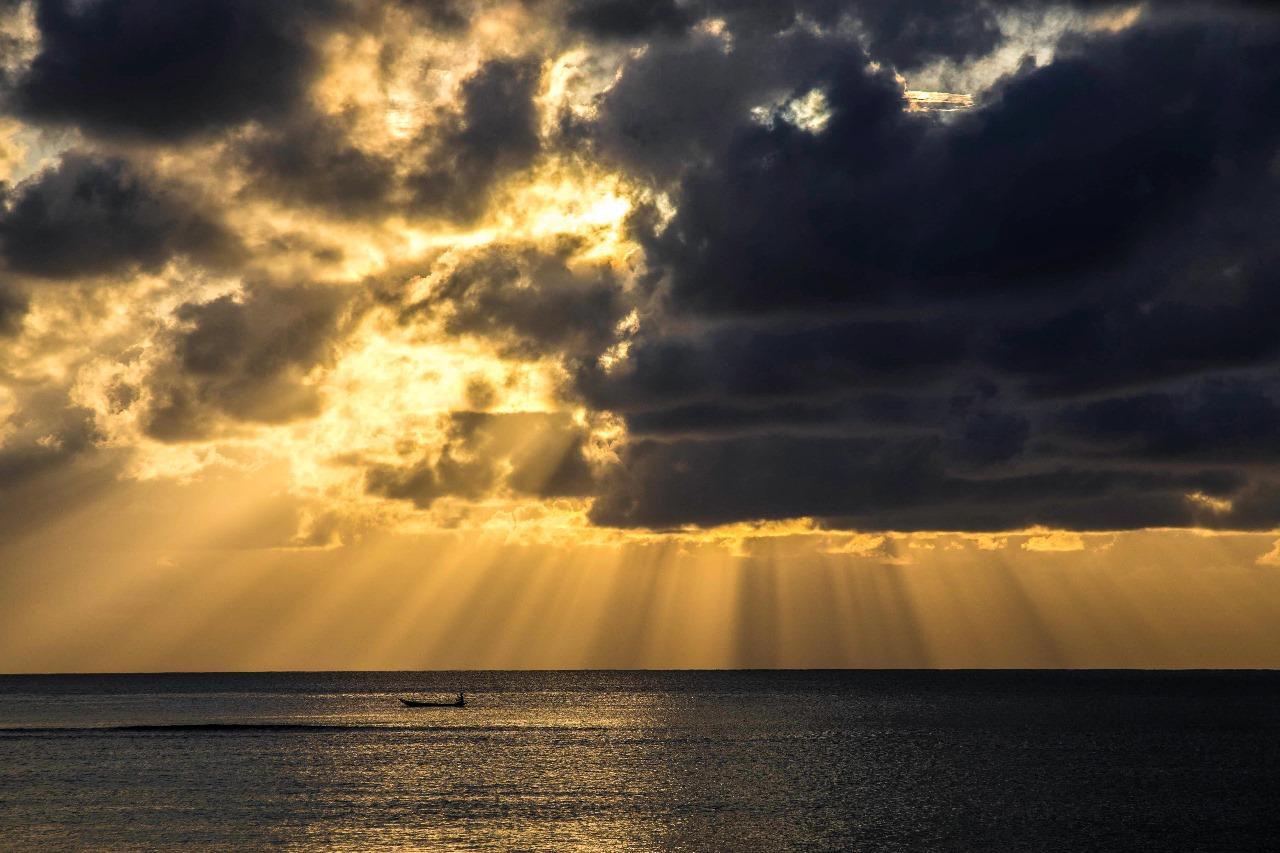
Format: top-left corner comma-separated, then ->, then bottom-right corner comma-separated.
1,671 -> 1278,851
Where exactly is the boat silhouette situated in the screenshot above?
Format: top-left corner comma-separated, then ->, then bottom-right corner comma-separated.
400,692 -> 466,708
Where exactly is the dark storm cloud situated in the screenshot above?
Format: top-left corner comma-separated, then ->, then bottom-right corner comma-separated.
9,0 -> 338,140
848,0 -> 1003,69
620,396 -> 933,439
983,169 -> 1280,397
0,153 -> 240,279
564,1 -> 844,43
230,54 -> 543,221
578,317 -> 969,412
584,26 -> 862,182
0,283 -> 26,335
0,395 -> 100,489
577,8 -> 1280,530
641,20 -> 1280,315
365,411 -> 595,506
590,434 -> 1246,531
393,0 -> 470,30
400,242 -> 625,359
409,59 -> 542,222
565,0 -> 690,38
142,284 -> 354,441
234,112 -> 398,217
987,278 -> 1280,398
565,0 -> 1060,68
1051,379 -> 1280,463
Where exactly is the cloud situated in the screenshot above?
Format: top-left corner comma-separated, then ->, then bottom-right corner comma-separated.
0,153 -> 241,279
0,394 -> 100,489
1022,530 -> 1086,552
641,19 -> 1280,315
584,24 -> 863,182
564,0 -> 690,39
9,0 -> 338,140
1050,380 -> 1280,463
409,59 -> 543,222
578,318 -> 970,412
392,0 -> 471,31
2,1 -> 1280,539
850,0 -> 1004,69
364,411 -> 596,506
399,241 -> 626,360
141,283 -> 355,441
565,0 -> 1047,69
0,282 -> 26,335
234,111 -> 397,217
589,434 -> 1246,530
576,10 -> 1280,531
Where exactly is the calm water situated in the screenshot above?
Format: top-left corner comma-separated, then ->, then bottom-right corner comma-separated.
1,671 -> 1278,851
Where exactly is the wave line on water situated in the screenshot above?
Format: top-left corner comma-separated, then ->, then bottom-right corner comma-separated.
0,722 -> 613,737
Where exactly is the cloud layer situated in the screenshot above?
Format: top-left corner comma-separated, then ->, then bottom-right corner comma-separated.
1,0 -> 1278,538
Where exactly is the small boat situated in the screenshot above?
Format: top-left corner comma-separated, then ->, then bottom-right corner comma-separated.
400,692 -> 466,708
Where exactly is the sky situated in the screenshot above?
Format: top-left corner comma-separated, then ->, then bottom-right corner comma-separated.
2,0 -> 1280,671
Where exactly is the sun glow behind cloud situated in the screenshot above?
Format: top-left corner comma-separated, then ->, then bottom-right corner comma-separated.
2,1 -> 995,556
37,35 -> 646,540
75,157 -> 644,542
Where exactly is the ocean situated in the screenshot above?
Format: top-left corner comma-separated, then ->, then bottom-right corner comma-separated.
1,671 -> 1277,851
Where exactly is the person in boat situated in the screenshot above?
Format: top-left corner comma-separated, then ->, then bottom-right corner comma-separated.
457,691 -> 465,706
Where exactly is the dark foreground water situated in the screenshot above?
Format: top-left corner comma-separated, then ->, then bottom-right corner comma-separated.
1,671 -> 1278,851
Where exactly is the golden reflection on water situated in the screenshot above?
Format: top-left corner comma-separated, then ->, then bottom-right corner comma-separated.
3,671 -> 1280,850
279,691 -> 698,852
